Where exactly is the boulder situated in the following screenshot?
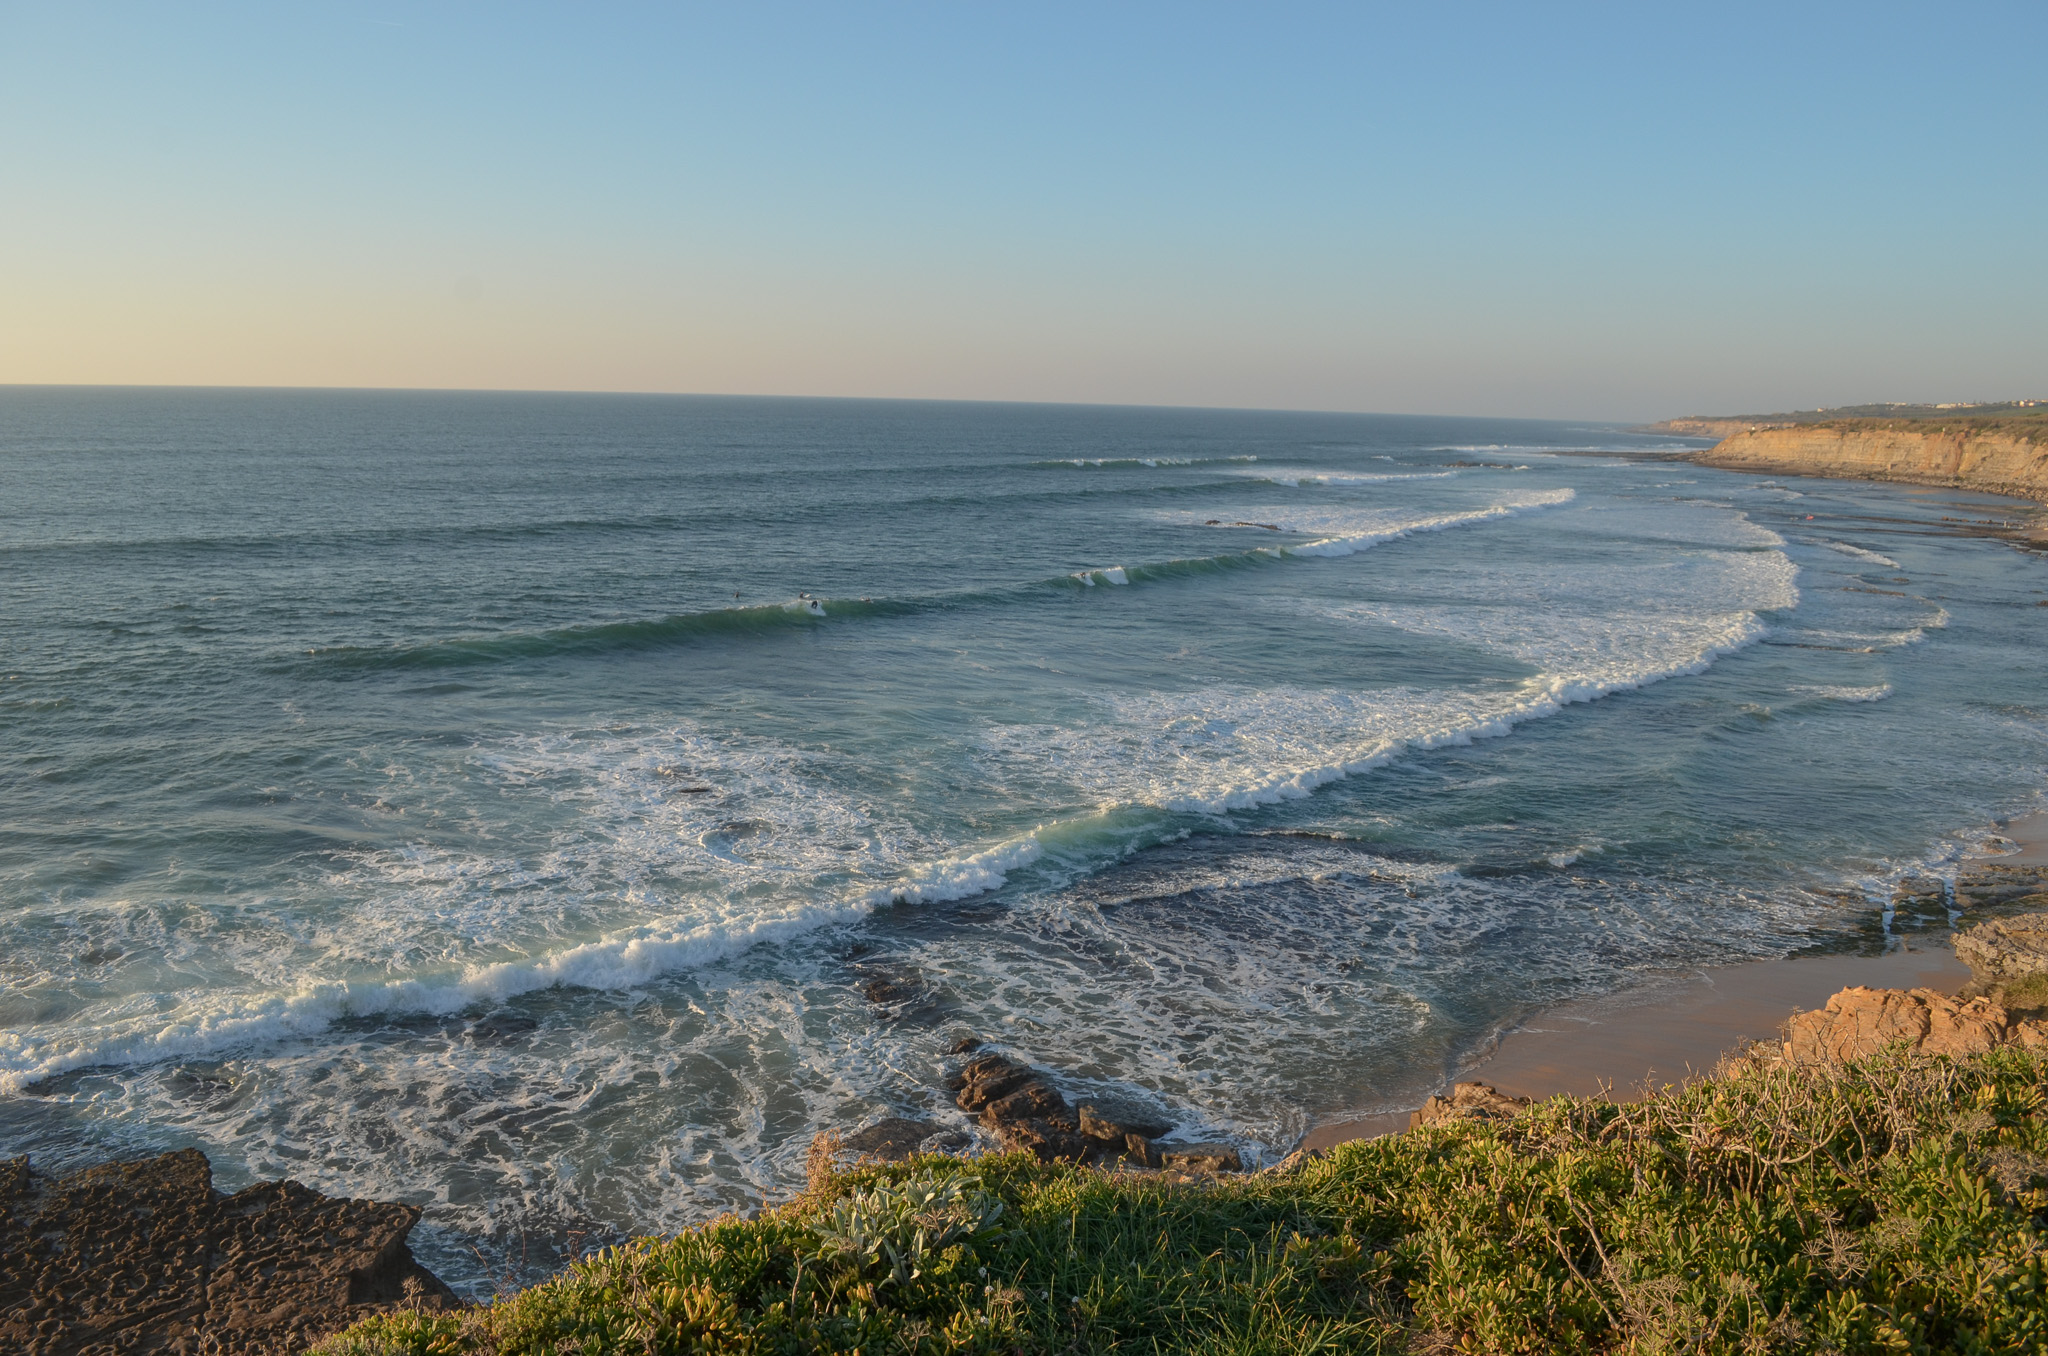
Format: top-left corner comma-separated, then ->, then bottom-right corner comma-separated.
1157,1145 -> 1243,1174
1954,912 -> 2048,985
0,1149 -> 455,1356
948,1052 -> 1179,1166
826,1117 -> 970,1165
1782,986 -> 2015,1064
1409,1082 -> 1532,1130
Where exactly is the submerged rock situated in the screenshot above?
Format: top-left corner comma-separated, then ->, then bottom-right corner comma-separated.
1890,875 -> 1949,929
0,1148 -> 455,1356
1409,1082 -> 1533,1130
948,1051 -> 1176,1166
824,1117 -> 972,1166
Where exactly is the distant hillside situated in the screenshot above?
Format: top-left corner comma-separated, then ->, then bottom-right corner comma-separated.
1643,401 -> 2045,440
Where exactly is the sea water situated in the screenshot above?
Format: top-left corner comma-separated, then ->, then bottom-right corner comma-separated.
3,389 -> 2044,1290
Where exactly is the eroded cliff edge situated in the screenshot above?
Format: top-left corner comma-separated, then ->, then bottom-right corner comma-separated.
1689,421 -> 2048,503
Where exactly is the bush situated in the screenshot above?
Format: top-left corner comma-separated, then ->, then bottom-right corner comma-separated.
320,1046 -> 2048,1355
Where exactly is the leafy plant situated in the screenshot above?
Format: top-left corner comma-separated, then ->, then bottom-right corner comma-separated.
808,1171 -> 1005,1288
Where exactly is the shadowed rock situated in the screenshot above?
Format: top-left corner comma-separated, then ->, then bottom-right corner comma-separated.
949,1052 -> 1177,1166
824,1117 -> 972,1166
0,1149 -> 455,1356
1409,1082 -> 1532,1130
1157,1145 -> 1243,1174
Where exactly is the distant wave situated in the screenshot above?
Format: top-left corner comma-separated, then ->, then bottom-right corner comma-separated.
1227,467 -> 1461,487
297,597 -> 918,672
1029,455 -> 1259,469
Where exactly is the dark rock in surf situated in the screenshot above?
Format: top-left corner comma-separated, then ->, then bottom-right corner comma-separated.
0,1149 -> 455,1356
829,1117 -> 971,1165
948,1051 -> 1179,1167
1890,875 -> 1948,929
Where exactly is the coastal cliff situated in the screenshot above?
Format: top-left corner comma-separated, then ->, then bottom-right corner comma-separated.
1690,420 -> 2048,502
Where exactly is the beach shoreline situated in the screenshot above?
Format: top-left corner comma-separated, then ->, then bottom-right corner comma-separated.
1303,810 -> 2048,1151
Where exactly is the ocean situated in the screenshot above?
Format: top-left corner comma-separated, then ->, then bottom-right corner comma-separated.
3,388 -> 2044,1291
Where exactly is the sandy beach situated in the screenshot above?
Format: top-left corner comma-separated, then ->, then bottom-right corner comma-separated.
1304,811 -> 2046,1151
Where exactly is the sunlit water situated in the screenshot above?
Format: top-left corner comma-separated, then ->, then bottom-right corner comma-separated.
3,390 -> 2044,1291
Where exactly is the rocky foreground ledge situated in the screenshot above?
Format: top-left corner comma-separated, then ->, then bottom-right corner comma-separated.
0,1149 -> 455,1355
19,900 -> 2048,1352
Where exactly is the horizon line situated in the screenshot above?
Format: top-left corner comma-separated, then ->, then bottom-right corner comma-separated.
0,381 -> 1662,428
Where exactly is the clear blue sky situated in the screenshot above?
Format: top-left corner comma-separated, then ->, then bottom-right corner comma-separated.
3,2 -> 2043,419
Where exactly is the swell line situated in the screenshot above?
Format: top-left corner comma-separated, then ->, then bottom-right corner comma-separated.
291,491 -> 1576,675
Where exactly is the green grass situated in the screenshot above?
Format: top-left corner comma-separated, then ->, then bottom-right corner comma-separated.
320,1047 -> 2048,1355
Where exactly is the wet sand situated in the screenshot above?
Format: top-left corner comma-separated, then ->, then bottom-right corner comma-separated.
1305,810 -> 2048,1152
1302,942 -> 1970,1151
1980,810 -> 2048,866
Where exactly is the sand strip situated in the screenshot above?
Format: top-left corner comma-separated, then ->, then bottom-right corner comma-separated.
1304,943 -> 1970,1152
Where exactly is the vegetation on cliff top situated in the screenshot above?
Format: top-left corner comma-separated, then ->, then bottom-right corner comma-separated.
1796,416 -> 2046,444
322,1046 -> 2048,1355
1648,404 -> 2048,446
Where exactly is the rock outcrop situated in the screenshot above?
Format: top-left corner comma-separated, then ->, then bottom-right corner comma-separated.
1775,986 -> 2048,1067
1691,425 -> 2048,503
1953,864 -> 2048,914
1409,1082 -> 1532,1130
814,1117 -> 972,1170
0,1149 -> 456,1356
948,1052 -> 1175,1167
1954,912 -> 2048,985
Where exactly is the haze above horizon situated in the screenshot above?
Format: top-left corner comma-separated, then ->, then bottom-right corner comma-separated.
3,2 -> 2043,422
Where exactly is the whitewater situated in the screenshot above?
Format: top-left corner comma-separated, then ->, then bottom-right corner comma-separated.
4,390 -> 2046,1292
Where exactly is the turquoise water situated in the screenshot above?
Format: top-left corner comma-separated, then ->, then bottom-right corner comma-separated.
4,389 -> 2045,1289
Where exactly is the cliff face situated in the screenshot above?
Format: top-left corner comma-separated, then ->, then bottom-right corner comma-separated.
1692,424 -> 2048,502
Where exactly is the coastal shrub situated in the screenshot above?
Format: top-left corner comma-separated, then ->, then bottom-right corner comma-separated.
319,1046 -> 2048,1355
808,1171 -> 1007,1288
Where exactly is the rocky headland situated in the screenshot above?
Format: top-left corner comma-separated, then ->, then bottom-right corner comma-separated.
1689,420 -> 2048,504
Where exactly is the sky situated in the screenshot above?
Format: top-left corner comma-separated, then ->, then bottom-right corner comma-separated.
2,2 -> 2044,420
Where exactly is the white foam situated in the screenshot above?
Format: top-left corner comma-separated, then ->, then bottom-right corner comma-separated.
1235,468 -> 1460,487
1038,455 -> 1256,468
1177,489 -> 1577,559
982,535 -> 1795,817
0,726 -> 1066,1093
1817,540 -> 1902,568
1790,684 -> 1894,703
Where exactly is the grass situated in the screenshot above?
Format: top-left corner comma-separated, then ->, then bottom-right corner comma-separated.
319,1047 -> 2048,1355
